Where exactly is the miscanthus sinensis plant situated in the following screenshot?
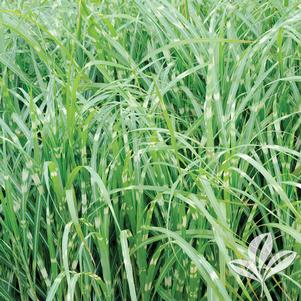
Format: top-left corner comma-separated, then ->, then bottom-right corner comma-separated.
0,0 -> 301,300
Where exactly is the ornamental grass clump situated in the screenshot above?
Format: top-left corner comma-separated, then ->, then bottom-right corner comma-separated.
0,1 -> 300,300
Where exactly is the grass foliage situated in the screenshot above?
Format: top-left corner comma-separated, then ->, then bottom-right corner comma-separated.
0,0 -> 301,300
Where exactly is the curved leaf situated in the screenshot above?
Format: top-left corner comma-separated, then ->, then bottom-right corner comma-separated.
264,251 -> 296,280
248,233 -> 272,267
258,233 -> 273,271
229,259 -> 261,282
